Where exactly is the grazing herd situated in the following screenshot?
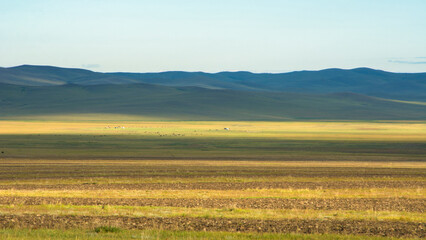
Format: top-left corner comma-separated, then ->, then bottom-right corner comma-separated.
105,126 -> 126,129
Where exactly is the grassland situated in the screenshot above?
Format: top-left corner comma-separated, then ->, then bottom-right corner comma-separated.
0,120 -> 425,160
0,120 -> 424,239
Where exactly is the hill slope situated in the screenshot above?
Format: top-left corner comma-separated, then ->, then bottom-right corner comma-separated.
0,83 -> 425,120
1,65 -> 425,101
110,68 -> 426,101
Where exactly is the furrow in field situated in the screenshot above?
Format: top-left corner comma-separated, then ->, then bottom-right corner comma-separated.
1,188 -> 423,199
0,176 -> 424,185
2,159 -> 425,168
1,181 -> 424,190
1,197 -> 423,212
1,167 -> 425,179
0,214 -> 423,238
0,204 -> 424,222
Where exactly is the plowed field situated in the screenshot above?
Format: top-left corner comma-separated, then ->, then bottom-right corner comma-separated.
0,159 -> 424,239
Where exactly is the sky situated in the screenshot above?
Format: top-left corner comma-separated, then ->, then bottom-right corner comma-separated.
1,0 -> 426,73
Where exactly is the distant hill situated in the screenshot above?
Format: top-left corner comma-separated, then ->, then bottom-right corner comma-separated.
0,65 -> 140,86
1,65 -> 425,101
1,65 -> 425,120
0,83 -> 425,120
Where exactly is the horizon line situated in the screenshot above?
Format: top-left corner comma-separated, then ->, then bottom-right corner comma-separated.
2,64 -> 426,75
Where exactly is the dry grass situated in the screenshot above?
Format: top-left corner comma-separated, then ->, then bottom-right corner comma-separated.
1,188 -> 424,199
0,120 -> 425,141
1,176 -> 423,186
0,204 -> 423,222
1,159 -> 425,169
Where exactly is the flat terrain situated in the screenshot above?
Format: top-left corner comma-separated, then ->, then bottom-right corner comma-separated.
0,120 -> 425,160
0,120 -> 424,239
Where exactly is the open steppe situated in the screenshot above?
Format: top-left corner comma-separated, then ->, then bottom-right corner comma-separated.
0,120 -> 424,239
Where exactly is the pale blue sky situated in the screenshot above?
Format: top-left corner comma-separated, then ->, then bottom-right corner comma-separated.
1,0 -> 425,73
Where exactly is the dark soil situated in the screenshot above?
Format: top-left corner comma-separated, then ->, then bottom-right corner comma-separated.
1,165 -> 425,180
0,197 -> 423,212
0,214 -> 424,238
1,181 -> 424,190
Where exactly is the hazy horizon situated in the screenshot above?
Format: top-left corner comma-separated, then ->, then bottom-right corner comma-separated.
3,64 -> 426,75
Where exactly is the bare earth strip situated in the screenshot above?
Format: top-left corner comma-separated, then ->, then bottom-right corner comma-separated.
2,160 -> 425,168
0,181 -> 424,190
1,160 -> 425,180
0,176 -> 423,185
0,214 -> 424,238
1,188 -> 423,199
1,167 -> 425,179
0,197 -> 423,212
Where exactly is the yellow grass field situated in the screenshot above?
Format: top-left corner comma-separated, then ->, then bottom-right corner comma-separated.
1,120 -> 426,141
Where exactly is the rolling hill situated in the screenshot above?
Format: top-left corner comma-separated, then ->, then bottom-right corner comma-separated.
1,65 -> 426,101
111,68 -> 426,101
0,83 -> 425,120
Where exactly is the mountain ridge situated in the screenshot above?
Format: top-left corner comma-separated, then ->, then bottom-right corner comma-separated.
1,65 -> 425,101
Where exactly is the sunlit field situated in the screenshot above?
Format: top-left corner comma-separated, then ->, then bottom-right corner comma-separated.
1,119 -> 425,141
0,119 -> 425,161
0,119 -> 424,239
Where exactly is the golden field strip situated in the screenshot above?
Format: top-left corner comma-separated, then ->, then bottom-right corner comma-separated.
1,188 -> 424,199
0,120 -> 425,239
0,120 -> 425,141
0,205 -> 424,222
